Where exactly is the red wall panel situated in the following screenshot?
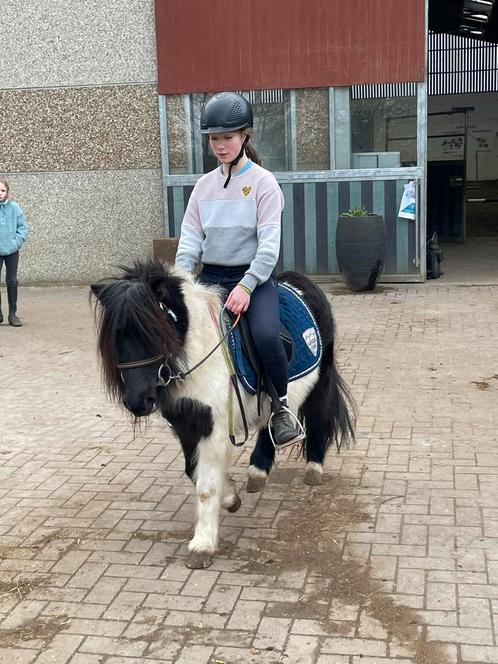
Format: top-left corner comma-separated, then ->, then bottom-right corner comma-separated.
155,0 -> 425,94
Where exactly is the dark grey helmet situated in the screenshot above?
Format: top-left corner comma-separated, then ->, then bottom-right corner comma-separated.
200,92 -> 253,134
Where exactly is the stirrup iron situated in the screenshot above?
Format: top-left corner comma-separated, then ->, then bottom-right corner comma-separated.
268,405 -> 306,450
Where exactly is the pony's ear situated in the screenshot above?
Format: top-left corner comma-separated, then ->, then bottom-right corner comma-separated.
147,269 -> 185,312
146,264 -> 173,298
90,283 -> 106,299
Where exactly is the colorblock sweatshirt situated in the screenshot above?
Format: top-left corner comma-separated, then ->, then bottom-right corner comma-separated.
175,161 -> 284,292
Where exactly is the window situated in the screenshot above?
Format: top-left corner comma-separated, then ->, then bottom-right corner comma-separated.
164,88 -> 330,175
350,94 -> 418,168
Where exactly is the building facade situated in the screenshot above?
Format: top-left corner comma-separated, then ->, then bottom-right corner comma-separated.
3,1 -> 497,284
1,0 -> 163,284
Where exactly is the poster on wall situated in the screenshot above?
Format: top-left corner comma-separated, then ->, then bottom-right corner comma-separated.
428,113 -> 498,180
398,181 -> 416,220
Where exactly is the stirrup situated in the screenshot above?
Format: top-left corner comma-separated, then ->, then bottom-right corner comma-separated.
268,405 -> 306,450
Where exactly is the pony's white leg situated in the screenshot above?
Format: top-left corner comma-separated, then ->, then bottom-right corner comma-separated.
304,461 -> 323,486
186,434 -> 228,569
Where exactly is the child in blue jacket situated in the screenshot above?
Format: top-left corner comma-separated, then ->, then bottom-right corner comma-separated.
0,177 -> 28,327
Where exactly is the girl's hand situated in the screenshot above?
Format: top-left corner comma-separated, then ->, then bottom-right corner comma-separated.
225,285 -> 250,315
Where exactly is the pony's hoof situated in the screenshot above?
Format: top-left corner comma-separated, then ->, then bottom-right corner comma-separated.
304,464 -> 323,486
225,493 -> 242,513
186,550 -> 213,569
246,466 -> 268,493
246,475 -> 267,493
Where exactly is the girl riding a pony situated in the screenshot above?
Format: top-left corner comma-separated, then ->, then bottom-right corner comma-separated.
175,92 -> 301,448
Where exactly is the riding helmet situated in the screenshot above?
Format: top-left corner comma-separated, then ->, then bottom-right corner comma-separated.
200,92 -> 253,134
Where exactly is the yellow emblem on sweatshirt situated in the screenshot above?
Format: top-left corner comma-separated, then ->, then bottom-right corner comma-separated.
242,186 -> 252,197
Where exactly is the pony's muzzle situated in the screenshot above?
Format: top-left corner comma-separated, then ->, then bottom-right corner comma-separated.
123,393 -> 155,417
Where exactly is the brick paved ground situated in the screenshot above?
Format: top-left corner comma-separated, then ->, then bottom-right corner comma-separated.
0,283 -> 497,664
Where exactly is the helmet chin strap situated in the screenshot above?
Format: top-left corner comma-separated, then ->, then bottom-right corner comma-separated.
223,135 -> 249,189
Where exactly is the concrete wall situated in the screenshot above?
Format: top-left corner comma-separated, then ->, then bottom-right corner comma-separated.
1,0 -> 163,284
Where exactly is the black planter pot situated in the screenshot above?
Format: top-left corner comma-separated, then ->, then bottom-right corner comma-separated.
336,214 -> 386,291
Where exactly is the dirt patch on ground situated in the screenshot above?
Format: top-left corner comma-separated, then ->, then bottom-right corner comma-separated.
472,374 -> 498,390
0,529 -> 87,566
235,468 -> 450,664
0,577 -> 46,603
133,528 -> 193,544
0,614 -> 70,648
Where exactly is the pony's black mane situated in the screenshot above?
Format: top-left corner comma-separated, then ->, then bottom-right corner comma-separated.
91,261 -> 187,402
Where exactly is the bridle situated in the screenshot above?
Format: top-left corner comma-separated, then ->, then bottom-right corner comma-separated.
116,303 -> 240,388
116,301 -> 249,447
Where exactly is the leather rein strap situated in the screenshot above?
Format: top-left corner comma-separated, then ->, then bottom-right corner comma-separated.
116,304 -> 248,447
210,307 -> 250,448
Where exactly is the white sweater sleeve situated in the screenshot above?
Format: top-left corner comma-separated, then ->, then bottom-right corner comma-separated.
175,190 -> 204,272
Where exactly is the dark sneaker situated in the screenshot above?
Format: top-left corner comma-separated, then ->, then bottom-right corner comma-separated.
271,408 -> 305,448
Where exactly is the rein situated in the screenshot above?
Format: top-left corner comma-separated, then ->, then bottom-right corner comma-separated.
156,306 -> 241,388
116,299 -> 249,447
209,307 -> 250,447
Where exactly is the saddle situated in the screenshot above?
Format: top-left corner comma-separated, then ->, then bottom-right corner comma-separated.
226,282 -> 322,396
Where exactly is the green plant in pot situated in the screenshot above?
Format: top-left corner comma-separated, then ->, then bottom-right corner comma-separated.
335,207 -> 386,291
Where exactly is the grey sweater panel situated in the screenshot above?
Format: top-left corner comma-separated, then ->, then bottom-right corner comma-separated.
175,162 -> 284,291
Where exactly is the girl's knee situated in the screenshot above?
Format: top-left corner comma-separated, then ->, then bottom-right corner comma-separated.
252,329 -> 282,356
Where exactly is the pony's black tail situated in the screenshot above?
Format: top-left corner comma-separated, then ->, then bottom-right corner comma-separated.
328,360 -> 356,451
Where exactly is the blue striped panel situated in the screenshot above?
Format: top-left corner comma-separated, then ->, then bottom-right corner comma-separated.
396,179 -> 410,273
349,181 -> 362,210
372,180 -> 385,220
167,186 -> 175,237
326,182 -> 339,274
384,180 -> 397,274
166,178 -> 419,278
281,183 -> 295,271
304,183 -> 317,274
315,182 -> 328,273
172,187 -> 186,236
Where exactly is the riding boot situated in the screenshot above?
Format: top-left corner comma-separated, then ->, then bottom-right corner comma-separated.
270,401 -> 305,449
7,283 -> 22,327
0,291 -> 3,324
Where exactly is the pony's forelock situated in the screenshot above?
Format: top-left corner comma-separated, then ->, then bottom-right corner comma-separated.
92,262 -> 185,402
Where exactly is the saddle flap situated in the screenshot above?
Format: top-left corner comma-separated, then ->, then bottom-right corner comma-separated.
227,282 -> 322,395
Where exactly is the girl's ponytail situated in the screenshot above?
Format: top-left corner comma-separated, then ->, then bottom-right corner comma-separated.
245,141 -> 262,166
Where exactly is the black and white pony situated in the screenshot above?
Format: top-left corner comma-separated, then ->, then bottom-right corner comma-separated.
91,261 -> 355,569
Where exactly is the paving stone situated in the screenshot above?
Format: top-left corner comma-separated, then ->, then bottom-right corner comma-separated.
460,644 -> 498,662
2,284 -> 498,663
226,599 -> 264,631
174,645 -> 214,664
32,634 -> 84,663
0,648 -> 38,663
253,617 -> 291,651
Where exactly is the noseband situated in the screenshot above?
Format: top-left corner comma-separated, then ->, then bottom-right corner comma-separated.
116,352 -> 173,387
117,354 -> 165,370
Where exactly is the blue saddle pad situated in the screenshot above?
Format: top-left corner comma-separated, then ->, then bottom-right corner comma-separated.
227,282 -> 322,395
